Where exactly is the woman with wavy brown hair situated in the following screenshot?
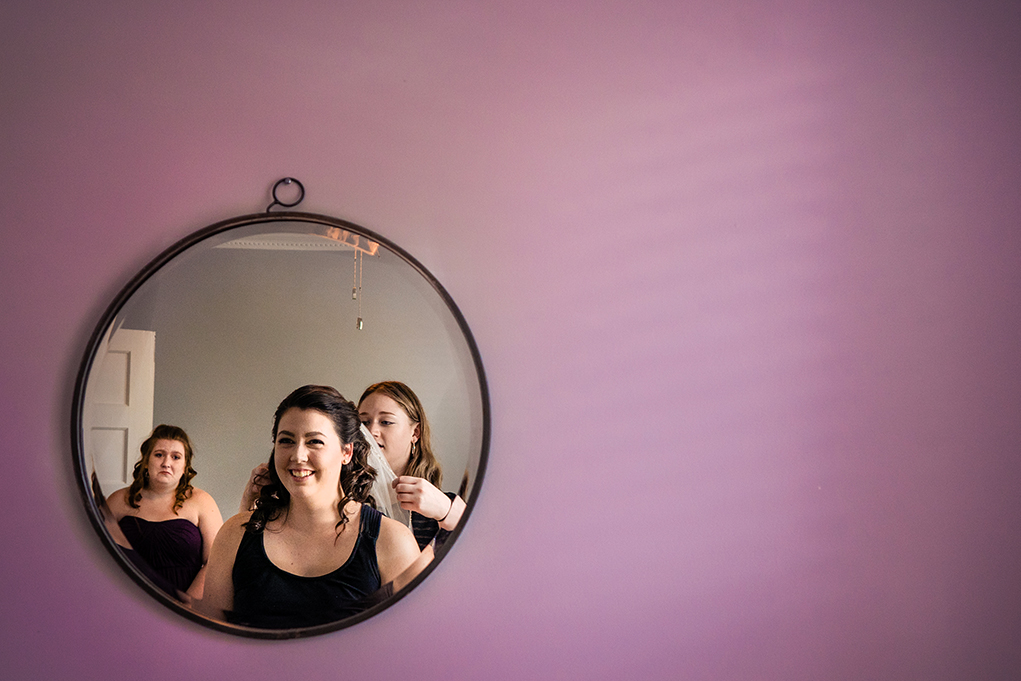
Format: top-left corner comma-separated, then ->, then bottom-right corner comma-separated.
357,381 -> 467,549
202,385 -> 421,629
106,424 -> 223,601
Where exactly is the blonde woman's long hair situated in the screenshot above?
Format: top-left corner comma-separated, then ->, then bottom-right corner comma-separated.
359,381 -> 442,488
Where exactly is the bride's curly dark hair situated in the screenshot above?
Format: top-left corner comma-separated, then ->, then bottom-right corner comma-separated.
245,385 -> 377,536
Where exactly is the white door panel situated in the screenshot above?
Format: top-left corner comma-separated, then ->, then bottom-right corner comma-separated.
82,327 -> 155,496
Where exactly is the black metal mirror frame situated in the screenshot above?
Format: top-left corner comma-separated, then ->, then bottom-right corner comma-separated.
71,209 -> 490,638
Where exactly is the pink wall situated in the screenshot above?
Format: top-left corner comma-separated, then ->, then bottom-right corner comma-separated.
2,1 -> 1020,678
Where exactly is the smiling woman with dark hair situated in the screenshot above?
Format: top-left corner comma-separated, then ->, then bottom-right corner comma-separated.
240,380 -> 469,551
106,424 -> 223,601
201,385 -> 421,629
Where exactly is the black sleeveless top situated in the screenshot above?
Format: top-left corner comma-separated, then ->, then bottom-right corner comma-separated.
229,504 -> 384,629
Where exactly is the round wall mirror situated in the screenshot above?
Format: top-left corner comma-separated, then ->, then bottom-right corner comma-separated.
71,189 -> 489,637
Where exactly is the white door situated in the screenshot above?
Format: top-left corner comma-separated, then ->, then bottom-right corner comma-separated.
82,327 -> 156,497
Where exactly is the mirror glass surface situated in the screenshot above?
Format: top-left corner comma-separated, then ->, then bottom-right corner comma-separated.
72,212 -> 489,637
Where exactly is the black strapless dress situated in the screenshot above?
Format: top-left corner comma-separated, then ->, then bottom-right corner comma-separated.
117,516 -> 203,593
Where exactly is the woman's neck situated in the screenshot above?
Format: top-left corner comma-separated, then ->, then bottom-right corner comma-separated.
386,451 -> 409,477
137,482 -> 180,516
283,493 -> 350,531
143,480 -> 177,501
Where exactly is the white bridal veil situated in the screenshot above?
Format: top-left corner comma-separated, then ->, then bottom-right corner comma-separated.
361,423 -> 410,527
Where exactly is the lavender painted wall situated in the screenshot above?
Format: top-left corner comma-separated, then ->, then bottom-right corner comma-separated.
2,1 -> 1020,679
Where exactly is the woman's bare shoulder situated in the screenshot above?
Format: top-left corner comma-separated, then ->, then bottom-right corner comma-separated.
374,513 -> 421,584
186,487 -> 221,511
219,511 -> 253,534
198,511 -> 251,617
378,512 -> 411,532
188,486 -> 212,500
207,511 -> 251,553
105,487 -> 131,516
376,514 -> 418,551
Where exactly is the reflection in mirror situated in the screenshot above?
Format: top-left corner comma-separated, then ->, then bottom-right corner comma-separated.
73,212 -> 488,637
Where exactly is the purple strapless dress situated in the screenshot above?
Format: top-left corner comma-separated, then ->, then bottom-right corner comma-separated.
118,516 -> 203,593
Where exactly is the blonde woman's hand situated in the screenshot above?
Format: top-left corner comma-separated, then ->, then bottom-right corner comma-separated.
392,476 -> 452,520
